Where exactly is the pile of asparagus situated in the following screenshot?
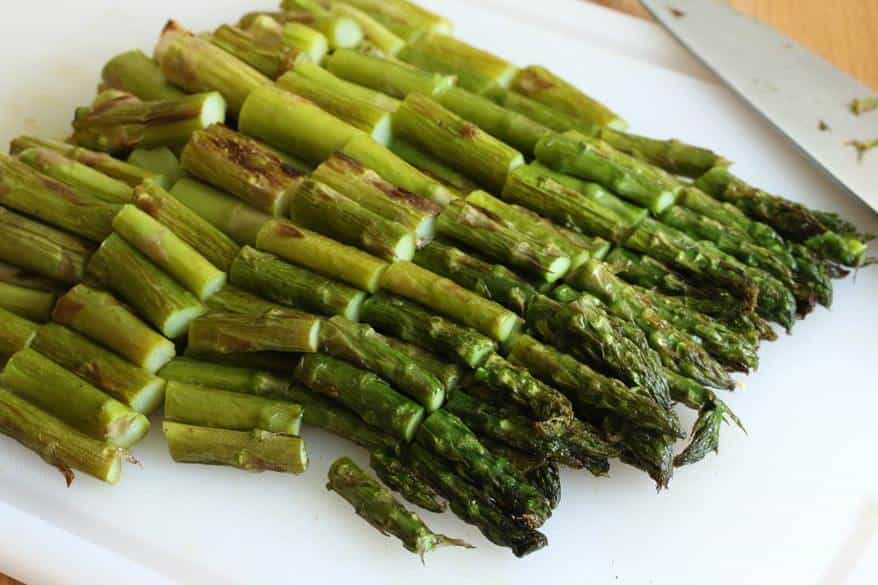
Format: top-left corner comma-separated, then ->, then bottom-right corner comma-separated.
0,0 -> 873,558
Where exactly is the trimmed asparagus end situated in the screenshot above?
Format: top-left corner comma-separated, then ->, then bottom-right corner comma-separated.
342,291 -> 368,322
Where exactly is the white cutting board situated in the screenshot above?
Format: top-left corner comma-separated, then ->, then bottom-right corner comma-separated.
1,2 -> 876,584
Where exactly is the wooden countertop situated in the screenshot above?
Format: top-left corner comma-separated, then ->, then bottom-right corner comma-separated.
2,1 -> 876,584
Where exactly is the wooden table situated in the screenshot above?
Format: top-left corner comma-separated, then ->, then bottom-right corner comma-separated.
1,1 -> 876,584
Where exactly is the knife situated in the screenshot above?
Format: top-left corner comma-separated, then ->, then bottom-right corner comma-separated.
639,0 -> 878,215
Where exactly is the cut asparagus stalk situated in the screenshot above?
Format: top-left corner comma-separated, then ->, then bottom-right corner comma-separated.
0,281 -> 56,323
416,408 -> 551,528
127,148 -> 182,187
255,220 -> 388,293
340,134 -> 454,206
72,90 -> 227,154
472,353 -> 574,421
437,199 -> 571,282
183,347 -> 293,373
0,307 -> 37,365
163,421 -> 307,473
0,388 -> 125,485
506,334 -> 681,436
534,133 -> 679,214
328,2 -> 406,55
379,261 -> 521,342
405,443 -> 547,557
288,61 -> 401,112
510,65 -> 625,129
134,181 -> 240,271
205,283 -> 311,319
0,349 -> 150,448
112,205 -> 226,300
312,153 -> 440,245
86,234 -> 206,338
320,316 -> 446,411
230,245 -> 368,319
369,448 -> 447,513
17,147 -> 134,203
327,456 -> 468,557
171,178 -> 271,246
287,384 -> 399,451
562,260 -> 735,389
295,353 -> 425,441
210,24 -> 308,79
380,336 -> 461,393
0,154 -> 118,242
164,381 -> 304,434
360,293 -> 495,367
0,206 -> 93,284
331,0 -> 452,41
9,136 -> 164,188
187,311 -> 321,354
289,179 -> 416,261
393,93 -> 524,192
33,323 -> 165,414
101,49 -> 186,101
53,285 -> 176,373
307,14 -> 364,49
388,138 -> 478,196
398,33 -> 517,96
159,358 -> 292,399
154,21 -> 272,114
0,261 -> 63,293
180,124 -> 304,216
413,240 -> 537,316
238,10 -> 316,29
325,49 -> 454,100
239,85 -> 363,165
245,17 -> 329,64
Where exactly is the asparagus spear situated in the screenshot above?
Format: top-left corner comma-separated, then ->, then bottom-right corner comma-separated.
327,457 -> 469,558
331,0 -> 452,41
112,205 -> 226,300
134,181 -> 240,270
9,136 -> 164,188
72,90 -> 227,154
0,260 -> 63,293
0,388 -> 125,485
381,336 -> 461,393
324,2 -> 407,55
101,49 -> 186,101
675,186 -> 784,250
87,234 -> 206,338
287,385 -> 399,452
230,246 -> 367,319
276,68 -> 393,144
479,438 -> 562,510
379,261 -> 521,342
210,24 -> 307,79
0,307 -> 37,365
180,125 -> 305,216
324,49 -> 455,98
187,311 -> 321,355
183,346 -> 293,374
393,93 -> 524,192
413,240 -> 537,316
275,3 -> 364,49
369,448 -> 447,513
164,381 -> 304,434
405,443 -> 548,557
154,21 -> 272,114
416,408 -> 552,527
171,178 -> 271,246
295,353 -> 425,442
53,284 -> 175,373
510,65 -> 626,129
398,33 -> 517,96
0,281 -> 56,323
0,206 -> 93,284
360,293 -> 496,367
127,147 -> 182,186
33,324 -> 166,414
472,353 -> 575,421
563,260 -> 735,389
289,179 -> 416,261
163,421 -> 307,473
437,199 -> 572,283
388,138 -> 479,196
0,154 -> 118,242
159,357 -> 291,399
205,283 -> 308,319
245,16 -> 329,64
0,349 -> 150,448
239,85 -> 362,165
17,147 -> 133,203
320,316 -> 446,411
311,153 -> 440,245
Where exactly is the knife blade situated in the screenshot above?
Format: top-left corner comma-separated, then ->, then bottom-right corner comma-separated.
639,0 -> 878,215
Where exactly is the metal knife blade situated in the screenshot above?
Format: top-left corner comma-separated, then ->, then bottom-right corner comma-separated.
639,0 -> 878,215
